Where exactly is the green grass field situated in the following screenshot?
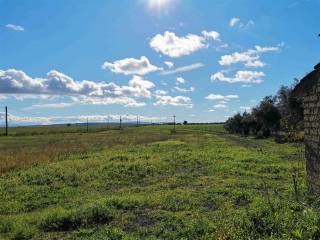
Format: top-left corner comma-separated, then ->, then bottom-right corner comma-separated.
0,124 -> 319,239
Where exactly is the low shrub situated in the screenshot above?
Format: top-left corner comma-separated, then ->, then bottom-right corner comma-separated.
154,213 -> 216,240
39,203 -> 114,232
74,226 -> 129,240
0,221 -> 36,240
0,219 -> 13,234
11,226 -> 35,240
275,131 -> 304,143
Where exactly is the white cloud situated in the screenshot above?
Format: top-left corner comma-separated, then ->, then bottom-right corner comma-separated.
150,30 -> 221,58
0,95 -> 8,101
201,30 -> 220,41
164,61 -> 174,68
176,77 -> 185,84
213,44 -> 281,85
150,31 -> 206,58
0,112 -> 163,125
126,75 -> 155,98
245,20 -> 255,28
155,90 -> 167,95
213,104 -> 227,109
102,56 -> 160,75
174,86 -> 195,93
160,63 -> 204,75
219,45 -> 280,68
0,69 -> 155,107
24,102 -> 73,110
240,106 -> 252,112
229,18 -> 240,27
160,80 -> 167,86
211,70 -> 264,84
154,95 -> 193,107
206,94 -> 239,101
5,24 -> 24,31
11,94 -> 55,101
288,2 -> 299,8
229,18 -> 254,29
72,96 -> 146,107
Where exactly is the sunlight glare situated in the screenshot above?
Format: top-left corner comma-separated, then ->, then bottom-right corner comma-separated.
146,0 -> 176,14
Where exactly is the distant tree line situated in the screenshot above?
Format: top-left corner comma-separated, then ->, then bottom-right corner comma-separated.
224,82 -> 304,139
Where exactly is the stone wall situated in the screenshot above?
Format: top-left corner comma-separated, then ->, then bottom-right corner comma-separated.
303,76 -> 320,193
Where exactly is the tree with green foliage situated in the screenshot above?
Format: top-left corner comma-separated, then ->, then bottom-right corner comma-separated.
241,112 -> 257,135
224,81 -> 303,138
276,85 -> 303,131
224,113 -> 244,134
252,96 -> 281,137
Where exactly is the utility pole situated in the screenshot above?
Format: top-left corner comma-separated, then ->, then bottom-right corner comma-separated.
136,115 -> 139,127
86,117 -> 89,133
107,115 -> 110,129
5,106 -> 8,136
120,116 -> 122,130
173,115 -> 176,131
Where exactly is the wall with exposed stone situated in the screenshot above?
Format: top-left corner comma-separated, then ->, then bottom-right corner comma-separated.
302,71 -> 320,193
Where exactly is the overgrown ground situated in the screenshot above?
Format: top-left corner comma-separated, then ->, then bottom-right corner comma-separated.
0,124 -> 319,239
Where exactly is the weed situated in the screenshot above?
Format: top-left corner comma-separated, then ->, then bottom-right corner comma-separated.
0,124 -> 314,239
39,203 -> 114,232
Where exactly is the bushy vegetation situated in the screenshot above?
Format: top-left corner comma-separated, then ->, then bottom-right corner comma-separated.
225,84 -> 304,139
39,203 -> 114,232
0,124 -> 318,239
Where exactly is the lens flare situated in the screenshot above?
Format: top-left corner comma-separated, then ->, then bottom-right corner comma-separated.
145,0 -> 176,14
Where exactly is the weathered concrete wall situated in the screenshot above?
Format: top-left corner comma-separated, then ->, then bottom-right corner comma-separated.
303,74 -> 320,193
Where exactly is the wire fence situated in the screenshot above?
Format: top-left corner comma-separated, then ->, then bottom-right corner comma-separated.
0,106 -> 179,136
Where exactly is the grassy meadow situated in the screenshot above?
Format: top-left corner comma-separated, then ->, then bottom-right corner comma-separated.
0,124 -> 319,239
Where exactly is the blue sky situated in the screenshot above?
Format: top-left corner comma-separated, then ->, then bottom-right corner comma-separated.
0,0 -> 319,125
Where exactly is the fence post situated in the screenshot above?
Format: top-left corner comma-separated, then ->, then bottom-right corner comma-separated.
86,117 -> 89,133
5,106 -> 8,136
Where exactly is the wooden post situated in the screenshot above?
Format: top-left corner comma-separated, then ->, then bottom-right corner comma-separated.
5,106 -> 8,136
86,117 -> 89,133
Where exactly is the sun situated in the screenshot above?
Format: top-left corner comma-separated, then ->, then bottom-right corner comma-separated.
147,0 -> 171,9
145,0 -> 176,14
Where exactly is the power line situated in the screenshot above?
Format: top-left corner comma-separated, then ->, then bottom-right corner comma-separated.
1,106 -> 162,130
